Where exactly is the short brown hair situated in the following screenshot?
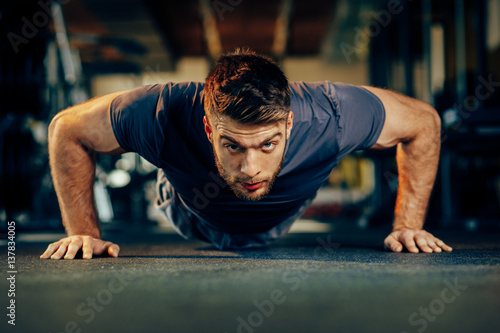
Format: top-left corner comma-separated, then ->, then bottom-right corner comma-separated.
204,49 -> 291,125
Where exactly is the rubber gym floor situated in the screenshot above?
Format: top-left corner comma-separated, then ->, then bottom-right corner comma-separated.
1,222 -> 499,333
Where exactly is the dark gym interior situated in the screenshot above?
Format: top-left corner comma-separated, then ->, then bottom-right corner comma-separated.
1,0 -> 499,332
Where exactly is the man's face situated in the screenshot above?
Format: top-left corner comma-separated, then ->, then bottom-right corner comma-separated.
204,112 -> 293,201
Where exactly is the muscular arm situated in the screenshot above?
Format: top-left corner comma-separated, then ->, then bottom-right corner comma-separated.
363,86 -> 452,253
41,91 -> 127,259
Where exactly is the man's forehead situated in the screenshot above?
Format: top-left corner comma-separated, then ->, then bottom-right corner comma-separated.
213,115 -> 285,137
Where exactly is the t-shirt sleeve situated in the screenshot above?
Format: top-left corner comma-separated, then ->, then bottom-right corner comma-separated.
109,84 -> 165,167
333,82 -> 386,161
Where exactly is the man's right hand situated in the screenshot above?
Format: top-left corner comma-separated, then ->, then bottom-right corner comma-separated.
40,235 -> 120,260
46,91 -> 127,261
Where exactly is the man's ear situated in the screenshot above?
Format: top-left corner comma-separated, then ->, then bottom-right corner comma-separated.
286,111 -> 294,139
203,116 -> 213,142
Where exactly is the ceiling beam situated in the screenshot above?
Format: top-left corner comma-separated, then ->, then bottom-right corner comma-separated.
82,0 -> 176,71
199,0 -> 223,60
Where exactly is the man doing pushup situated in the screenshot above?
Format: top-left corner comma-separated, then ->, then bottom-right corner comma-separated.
41,49 -> 452,259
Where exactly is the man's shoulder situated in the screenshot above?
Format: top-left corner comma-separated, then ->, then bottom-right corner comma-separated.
126,81 -> 204,100
288,81 -> 339,118
288,81 -> 350,104
159,81 -> 205,95
289,80 -> 333,91
122,82 -> 205,115
289,81 -> 364,96
110,81 -> 205,125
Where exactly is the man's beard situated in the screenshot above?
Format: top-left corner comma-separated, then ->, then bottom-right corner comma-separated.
211,142 -> 286,201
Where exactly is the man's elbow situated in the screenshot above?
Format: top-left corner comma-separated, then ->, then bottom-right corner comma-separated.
48,116 -> 58,141
48,113 -> 66,145
48,112 -> 75,149
427,105 -> 441,131
420,104 -> 442,146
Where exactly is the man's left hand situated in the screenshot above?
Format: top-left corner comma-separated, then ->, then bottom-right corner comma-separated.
384,229 -> 453,253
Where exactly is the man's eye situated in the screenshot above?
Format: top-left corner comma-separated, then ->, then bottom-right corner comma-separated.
262,142 -> 275,150
226,144 -> 240,151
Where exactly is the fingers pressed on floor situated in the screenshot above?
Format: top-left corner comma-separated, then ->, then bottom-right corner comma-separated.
41,241 -> 61,259
82,240 -> 93,259
64,242 -> 82,259
51,242 -> 69,259
403,236 -> 418,253
109,245 -> 119,257
415,238 -> 433,253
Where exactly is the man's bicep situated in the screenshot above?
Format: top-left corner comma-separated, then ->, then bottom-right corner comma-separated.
51,91 -> 129,155
82,91 -> 129,154
362,86 -> 437,150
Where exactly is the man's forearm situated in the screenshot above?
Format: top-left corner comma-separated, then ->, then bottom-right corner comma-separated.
393,111 -> 441,231
41,91 -> 126,260
48,114 -> 101,238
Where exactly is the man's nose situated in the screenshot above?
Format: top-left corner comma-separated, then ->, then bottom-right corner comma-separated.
240,150 -> 260,179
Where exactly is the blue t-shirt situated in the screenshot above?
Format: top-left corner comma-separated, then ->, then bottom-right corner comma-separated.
110,81 -> 385,233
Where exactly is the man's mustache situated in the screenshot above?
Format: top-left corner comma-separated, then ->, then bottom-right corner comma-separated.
231,177 -> 268,184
